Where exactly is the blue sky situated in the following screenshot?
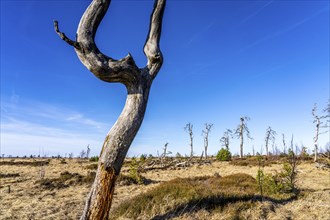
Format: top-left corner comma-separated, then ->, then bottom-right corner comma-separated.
1,0 -> 329,157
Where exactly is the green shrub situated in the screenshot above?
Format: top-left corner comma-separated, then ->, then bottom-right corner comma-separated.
129,157 -> 144,184
89,156 -> 99,162
139,154 -> 147,163
256,152 -> 299,196
216,148 -> 232,161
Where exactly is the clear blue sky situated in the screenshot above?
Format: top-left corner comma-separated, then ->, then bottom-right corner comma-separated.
1,0 -> 329,157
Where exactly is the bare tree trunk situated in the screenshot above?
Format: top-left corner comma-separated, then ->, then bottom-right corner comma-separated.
185,123 -> 194,160
190,135 -> 194,159
265,134 -> 269,156
204,138 -> 208,159
54,0 -> 166,219
282,133 -> 286,155
312,105 -> 321,162
314,118 -> 320,162
202,123 -> 213,160
239,120 -> 244,158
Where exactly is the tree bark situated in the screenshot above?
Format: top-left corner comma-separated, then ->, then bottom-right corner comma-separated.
185,123 -> 194,160
265,133 -> 270,156
54,0 -> 166,219
239,119 -> 244,158
314,118 -> 320,162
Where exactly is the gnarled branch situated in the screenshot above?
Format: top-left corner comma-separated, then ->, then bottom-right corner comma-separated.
144,0 -> 166,78
54,0 -> 166,88
54,20 -> 80,49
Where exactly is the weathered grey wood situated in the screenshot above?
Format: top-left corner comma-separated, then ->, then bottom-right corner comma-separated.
235,117 -> 252,158
184,123 -> 194,160
312,104 -> 320,162
54,0 -> 166,219
265,126 -> 276,156
202,123 -> 213,159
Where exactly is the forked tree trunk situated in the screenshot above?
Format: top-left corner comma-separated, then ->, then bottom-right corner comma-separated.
54,0 -> 166,219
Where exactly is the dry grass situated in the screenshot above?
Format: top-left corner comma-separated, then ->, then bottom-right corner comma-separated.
0,158 -> 329,219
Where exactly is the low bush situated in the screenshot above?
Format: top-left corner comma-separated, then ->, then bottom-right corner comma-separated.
257,151 -> 299,196
89,156 -> 99,162
216,148 -> 231,161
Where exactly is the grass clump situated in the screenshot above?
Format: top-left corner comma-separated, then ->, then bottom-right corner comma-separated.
116,174 -> 152,186
230,156 -> 279,167
0,173 -> 20,178
85,163 -> 98,170
0,160 -> 49,166
111,173 -> 259,219
36,171 -> 95,190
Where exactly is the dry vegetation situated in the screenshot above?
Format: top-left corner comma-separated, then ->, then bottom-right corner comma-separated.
0,157 -> 329,219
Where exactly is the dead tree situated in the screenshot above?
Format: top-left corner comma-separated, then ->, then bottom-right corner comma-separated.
202,123 -> 213,159
160,142 -> 171,167
86,145 -> 90,159
220,129 -> 233,150
282,133 -> 287,155
235,116 -> 252,158
184,123 -> 194,160
265,126 -> 276,156
312,103 -> 329,162
54,0 -> 166,218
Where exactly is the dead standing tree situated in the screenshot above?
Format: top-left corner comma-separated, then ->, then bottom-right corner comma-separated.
282,133 -> 287,155
184,123 -> 194,160
312,103 -> 329,162
202,123 -> 213,160
265,126 -> 276,156
235,116 -> 252,158
220,129 -> 233,150
54,0 -> 166,218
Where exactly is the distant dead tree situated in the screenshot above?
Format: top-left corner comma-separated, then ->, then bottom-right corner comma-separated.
235,116 -> 252,158
220,129 -> 233,150
160,142 -> 171,167
282,134 -> 287,155
79,150 -> 86,159
184,123 -> 194,159
54,0 -> 166,218
86,145 -> 90,159
202,123 -> 213,159
312,103 -> 329,162
265,126 -> 276,156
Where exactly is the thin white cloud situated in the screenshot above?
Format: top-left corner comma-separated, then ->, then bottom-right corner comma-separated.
1,99 -> 107,130
186,20 -> 216,46
240,7 -> 329,52
241,1 -> 273,23
0,98 -> 109,156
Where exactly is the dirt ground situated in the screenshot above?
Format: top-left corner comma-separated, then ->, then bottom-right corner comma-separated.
0,158 -> 329,219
